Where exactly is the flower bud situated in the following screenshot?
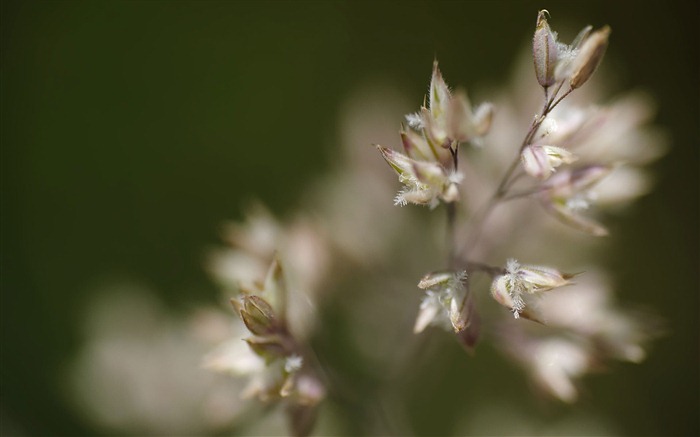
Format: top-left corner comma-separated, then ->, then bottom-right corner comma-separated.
521,145 -> 577,180
429,60 -> 451,121
455,302 -> 480,353
472,102 -> 494,136
533,10 -> 559,88
546,165 -> 612,199
447,89 -> 494,143
376,145 -> 415,176
569,26 -> 610,89
518,264 -> 574,291
442,182 -> 460,203
416,271 -> 469,333
240,295 -> 278,335
546,200 -> 609,236
400,128 -> 431,161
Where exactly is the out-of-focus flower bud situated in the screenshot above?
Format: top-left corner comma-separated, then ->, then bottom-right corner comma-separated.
238,295 -> 279,336
533,10 -> 559,88
244,335 -> 289,361
532,338 -> 590,402
546,199 -> 609,236
547,164 -> 612,195
570,25 -> 593,50
261,256 -> 288,316
542,165 -> 612,236
521,144 -> 577,180
455,298 -> 480,353
447,89 -> 495,143
287,403 -> 316,437
401,127 -> 432,162
284,368 -> 325,437
569,26 -> 610,89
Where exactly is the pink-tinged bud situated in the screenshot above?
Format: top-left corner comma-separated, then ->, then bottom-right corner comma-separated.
412,160 -> 447,186
376,145 -> 414,177
569,26 -> 611,89
400,128 -> 431,161
546,165 -> 612,195
533,10 -> 559,88
569,164 -> 611,191
521,145 -> 578,180
541,165 -> 610,236
447,89 -> 494,143
521,145 -> 551,180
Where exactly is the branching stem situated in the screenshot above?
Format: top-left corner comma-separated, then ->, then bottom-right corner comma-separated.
458,80 -> 574,260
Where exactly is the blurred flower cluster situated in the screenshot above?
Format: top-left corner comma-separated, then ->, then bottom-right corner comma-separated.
70,9 -> 666,436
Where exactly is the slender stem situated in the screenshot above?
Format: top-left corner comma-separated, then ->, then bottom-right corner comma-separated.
547,79 -> 566,111
501,185 -> 553,202
447,142 -> 460,268
548,87 -> 573,113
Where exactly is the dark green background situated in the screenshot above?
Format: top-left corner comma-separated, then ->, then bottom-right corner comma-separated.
2,1 -> 698,435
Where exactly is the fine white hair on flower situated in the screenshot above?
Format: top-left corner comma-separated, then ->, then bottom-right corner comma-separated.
284,355 -> 303,373
415,270 -> 469,333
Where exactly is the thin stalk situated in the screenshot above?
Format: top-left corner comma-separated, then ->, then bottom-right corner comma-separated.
501,185 -> 553,202
447,142 -> 460,268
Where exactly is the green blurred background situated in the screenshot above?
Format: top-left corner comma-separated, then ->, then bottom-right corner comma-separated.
1,0 -> 698,435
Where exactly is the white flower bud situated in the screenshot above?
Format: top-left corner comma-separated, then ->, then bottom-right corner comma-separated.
532,339 -> 590,402
490,275 -> 517,309
517,264 -> 574,291
416,271 -> 470,333
491,259 -> 572,319
521,145 -> 577,180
